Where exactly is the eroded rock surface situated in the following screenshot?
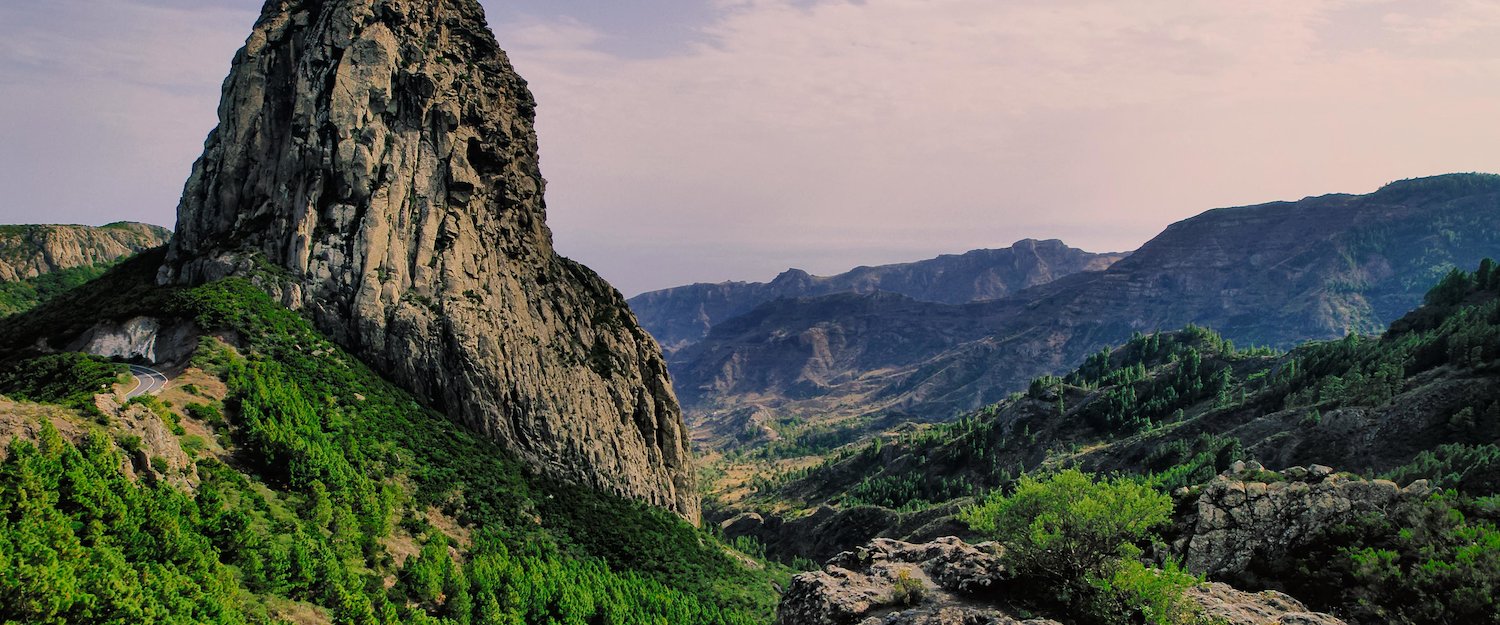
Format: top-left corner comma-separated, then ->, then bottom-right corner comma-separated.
1188,583 -> 1347,625
775,537 -> 1042,625
0,222 -> 169,283
777,536 -> 1348,625
1176,463 -> 1426,577
159,0 -> 696,520
73,316 -> 199,365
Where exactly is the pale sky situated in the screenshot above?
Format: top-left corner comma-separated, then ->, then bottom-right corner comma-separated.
1,0 -> 1498,295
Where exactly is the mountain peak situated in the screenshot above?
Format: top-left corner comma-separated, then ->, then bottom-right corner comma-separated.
1373,172 -> 1500,202
159,0 -> 697,520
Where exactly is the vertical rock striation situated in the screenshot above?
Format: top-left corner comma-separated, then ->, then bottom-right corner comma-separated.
160,0 -> 697,520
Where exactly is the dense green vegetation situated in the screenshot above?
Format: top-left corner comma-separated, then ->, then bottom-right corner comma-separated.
1067,326 -> 1275,435
756,260 -> 1500,623
1243,490 -> 1500,625
761,326 -> 1268,512
0,352 -> 124,416
0,260 -> 785,624
1385,443 -> 1500,496
961,470 -> 1204,625
0,263 -> 114,317
1,427 -> 250,624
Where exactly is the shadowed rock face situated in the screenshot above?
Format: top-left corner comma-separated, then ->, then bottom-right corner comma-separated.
160,0 -> 697,521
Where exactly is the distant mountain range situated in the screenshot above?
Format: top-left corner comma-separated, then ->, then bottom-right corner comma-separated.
645,173 -> 1500,438
629,239 -> 1126,354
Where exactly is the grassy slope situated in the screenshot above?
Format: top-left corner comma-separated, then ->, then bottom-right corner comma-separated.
0,263 -> 115,316
755,262 -> 1500,512
0,251 -> 789,624
728,262 -> 1500,625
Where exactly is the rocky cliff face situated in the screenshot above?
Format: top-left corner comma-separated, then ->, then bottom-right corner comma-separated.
0,222 -> 170,282
630,239 -> 1124,354
674,174 -> 1500,422
159,0 -> 696,520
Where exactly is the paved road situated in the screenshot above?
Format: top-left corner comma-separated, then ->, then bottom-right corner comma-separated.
125,364 -> 169,399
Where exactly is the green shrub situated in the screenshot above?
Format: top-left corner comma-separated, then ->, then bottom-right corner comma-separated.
891,568 -> 926,606
185,401 -> 225,428
0,352 -> 123,415
961,469 -> 1172,584
961,469 -> 1185,625
180,435 -> 206,458
1088,559 -> 1203,625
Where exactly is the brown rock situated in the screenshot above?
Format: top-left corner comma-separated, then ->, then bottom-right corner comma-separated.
776,537 -> 1045,625
778,537 -> 1344,625
1179,467 -> 1421,577
1188,582 -> 1346,625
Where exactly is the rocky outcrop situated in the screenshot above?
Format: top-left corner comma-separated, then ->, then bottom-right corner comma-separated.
718,503 -> 970,564
630,239 -> 1126,354
72,316 -> 199,365
1175,462 -> 1428,577
1187,583 -> 1346,625
777,537 -> 1348,625
159,0 -> 696,520
97,394 -> 199,490
0,222 -> 170,282
775,537 -> 1044,625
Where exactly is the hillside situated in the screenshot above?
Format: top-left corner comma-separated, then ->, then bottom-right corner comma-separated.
0,251 -> 789,624
0,222 -> 170,315
752,260 -> 1500,511
2,0 -> 785,621
628,239 -> 1125,353
705,259 -> 1500,623
722,259 -> 1500,623
674,174 -> 1500,439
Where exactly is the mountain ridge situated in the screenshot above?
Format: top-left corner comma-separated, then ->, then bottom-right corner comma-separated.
0,222 -> 172,317
628,238 -> 1126,354
671,173 -> 1500,440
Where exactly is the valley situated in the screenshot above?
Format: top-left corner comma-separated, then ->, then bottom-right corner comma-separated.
0,0 -> 1496,624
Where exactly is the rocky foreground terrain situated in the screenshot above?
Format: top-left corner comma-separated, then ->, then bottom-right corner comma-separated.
775,462 -> 1439,625
776,537 -> 1345,625
1175,461 -> 1430,578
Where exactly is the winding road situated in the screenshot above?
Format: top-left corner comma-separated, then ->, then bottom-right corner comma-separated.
125,364 -> 169,399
